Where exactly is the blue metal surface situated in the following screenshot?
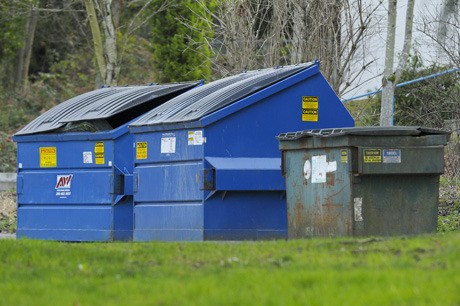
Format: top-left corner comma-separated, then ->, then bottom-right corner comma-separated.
131,64 -> 312,127
15,126 -> 134,241
130,62 -> 355,241
203,191 -> 288,240
13,83 -> 199,241
205,157 -> 285,191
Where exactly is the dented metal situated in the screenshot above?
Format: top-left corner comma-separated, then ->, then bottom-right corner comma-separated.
279,126 -> 450,238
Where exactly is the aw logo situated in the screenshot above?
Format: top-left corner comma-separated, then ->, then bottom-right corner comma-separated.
55,174 -> 73,198
55,174 -> 73,189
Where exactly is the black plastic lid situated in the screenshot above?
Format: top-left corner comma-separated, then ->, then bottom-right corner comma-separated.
15,82 -> 200,135
276,126 -> 450,141
130,63 -> 315,127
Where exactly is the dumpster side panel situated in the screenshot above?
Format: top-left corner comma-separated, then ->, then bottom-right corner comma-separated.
112,196 -> 134,241
135,163 -> 203,202
133,129 -> 204,164
17,139 -> 116,170
204,73 -> 354,158
133,129 -> 205,241
16,205 -> 113,241
114,130 -> 135,173
17,169 -> 113,204
283,148 -> 353,238
352,175 -> 440,236
16,138 -> 123,241
133,203 -> 203,241
204,191 -> 287,240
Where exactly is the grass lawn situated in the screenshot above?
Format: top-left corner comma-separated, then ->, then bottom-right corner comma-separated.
1,233 -> 459,305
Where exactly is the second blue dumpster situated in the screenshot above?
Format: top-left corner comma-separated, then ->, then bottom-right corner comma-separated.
129,62 -> 355,241
13,82 -> 200,241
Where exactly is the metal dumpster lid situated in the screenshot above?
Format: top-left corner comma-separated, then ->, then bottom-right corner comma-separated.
15,82 -> 200,135
130,62 -> 316,127
276,126 -> 450,140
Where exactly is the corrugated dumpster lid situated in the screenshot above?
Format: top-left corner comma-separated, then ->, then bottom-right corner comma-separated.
15,81 -> 200,136
130,62 -> 316,127
276,126 -> 450,141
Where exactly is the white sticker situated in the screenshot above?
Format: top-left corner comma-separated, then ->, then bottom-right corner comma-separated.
55,174 -> 73,198
83,151 -> 93,164
188,130 -> 204,145
303,160 -> 311,180
161,137 -> 176,154
311,155 -> 337,183
354,197 -> 363,222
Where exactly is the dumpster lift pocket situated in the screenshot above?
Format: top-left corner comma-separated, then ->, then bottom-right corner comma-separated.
111,166 -> 134,204
204,157 -> 285,191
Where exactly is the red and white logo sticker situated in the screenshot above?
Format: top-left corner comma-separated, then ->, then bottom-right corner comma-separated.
55,174 -> 73,189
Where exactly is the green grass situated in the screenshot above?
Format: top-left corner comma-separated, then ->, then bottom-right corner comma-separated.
1,234 -> 459,305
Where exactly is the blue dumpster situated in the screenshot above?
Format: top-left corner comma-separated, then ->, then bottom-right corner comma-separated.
129,62 -> 355,241
13,82 -> 200,241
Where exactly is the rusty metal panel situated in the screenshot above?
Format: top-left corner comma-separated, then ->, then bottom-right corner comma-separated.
279,126 -> 450,238
357,146 -> 445,175
352,175 -> 440,236
284,148 -> 353,238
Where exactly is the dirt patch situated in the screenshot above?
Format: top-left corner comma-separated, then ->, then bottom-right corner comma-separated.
0,191 -> 16,233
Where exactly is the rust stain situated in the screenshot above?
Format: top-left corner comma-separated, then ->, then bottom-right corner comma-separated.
313,197 -> 342,237
289,196 -> 310,239
326,172 -> 335,187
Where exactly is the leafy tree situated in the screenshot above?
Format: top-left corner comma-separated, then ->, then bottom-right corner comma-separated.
393,56 -> 459,128
0,0 -> 32,89
150,0 -> 213,82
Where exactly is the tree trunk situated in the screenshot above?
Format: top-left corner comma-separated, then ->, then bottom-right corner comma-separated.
380,0 -> 415,126
380,0 -> 398,126
290,1 -> 305,64
84,0 -> 107,87
395,0 -> 415,79
15,5 -> 38,92
101,0 -> 119,86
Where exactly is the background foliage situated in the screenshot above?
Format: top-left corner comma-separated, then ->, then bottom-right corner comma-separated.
0,1 -> 458,178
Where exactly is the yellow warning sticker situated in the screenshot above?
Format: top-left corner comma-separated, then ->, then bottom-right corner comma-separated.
136,142 -> 148,160
302,96 -> 318,122
364,149 -> 382,163
39,147 -> 57,168
341,149 -> 348,163
94,142 -> 105,165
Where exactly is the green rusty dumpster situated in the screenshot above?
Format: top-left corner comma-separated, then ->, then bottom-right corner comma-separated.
277,127 -> 450,238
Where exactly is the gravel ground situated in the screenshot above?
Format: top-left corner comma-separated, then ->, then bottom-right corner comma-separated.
0,233 -> 15,239
0,191 -> 16,235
